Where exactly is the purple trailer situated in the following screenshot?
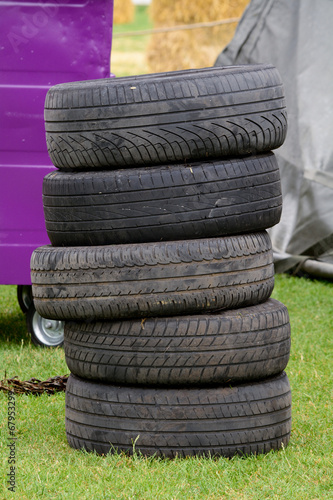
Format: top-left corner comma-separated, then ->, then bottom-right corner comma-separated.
0,0 -> 114,345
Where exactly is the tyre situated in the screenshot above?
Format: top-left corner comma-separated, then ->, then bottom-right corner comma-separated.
65,371 -> 292,458
26,306 -> 64,348
30,232 -> 274,321
64,299 -> 290,385
43,153 -> 282,246
17,285 -> 33,313
45,64 -> 287,170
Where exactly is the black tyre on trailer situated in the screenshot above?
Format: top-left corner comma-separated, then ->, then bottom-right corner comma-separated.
43,153 -> 282,247
17,285 -> 64,347
64,299 -> 290,386
30,232 -> 274,321
17,285 -> 34,313
45,64 -> 287,170
65,371 -> 292,458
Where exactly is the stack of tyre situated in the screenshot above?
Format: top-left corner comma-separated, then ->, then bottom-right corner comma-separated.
31,64 -> 292,458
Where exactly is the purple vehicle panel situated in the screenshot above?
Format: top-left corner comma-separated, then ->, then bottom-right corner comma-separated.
0,0 -> 114,285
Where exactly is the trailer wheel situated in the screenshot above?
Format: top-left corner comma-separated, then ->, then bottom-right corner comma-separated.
17,285 -> 33,313
26,306 -> 64,348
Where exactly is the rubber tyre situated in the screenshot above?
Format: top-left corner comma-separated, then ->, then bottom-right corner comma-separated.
30,232 -> 274,321
43,153 -> 282,246
45,64 -> 287,170
64,299 -> 290,386
65,371 -> 292,458
17,285 -> 33,313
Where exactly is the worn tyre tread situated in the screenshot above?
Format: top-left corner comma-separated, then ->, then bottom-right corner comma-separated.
45,65 -> 287,169
65,372 -> 292,458
43,153 -> 282,246
64,299 -> 290,385
31,232 -> 274,321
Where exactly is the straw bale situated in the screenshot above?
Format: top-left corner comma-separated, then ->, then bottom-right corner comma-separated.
150,0 -> 248,25
147,0 -> 249,72
113,0 -> 135,25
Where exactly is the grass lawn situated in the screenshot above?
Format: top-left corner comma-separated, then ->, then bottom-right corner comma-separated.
0,274 -> 332,499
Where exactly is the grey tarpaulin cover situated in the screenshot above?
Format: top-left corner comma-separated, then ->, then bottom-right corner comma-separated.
215,0 -> 333,276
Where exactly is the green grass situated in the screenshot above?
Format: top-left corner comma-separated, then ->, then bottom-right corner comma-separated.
111,5 -> 153,76
0,286 -> 67,381
1,274 -> 333,499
